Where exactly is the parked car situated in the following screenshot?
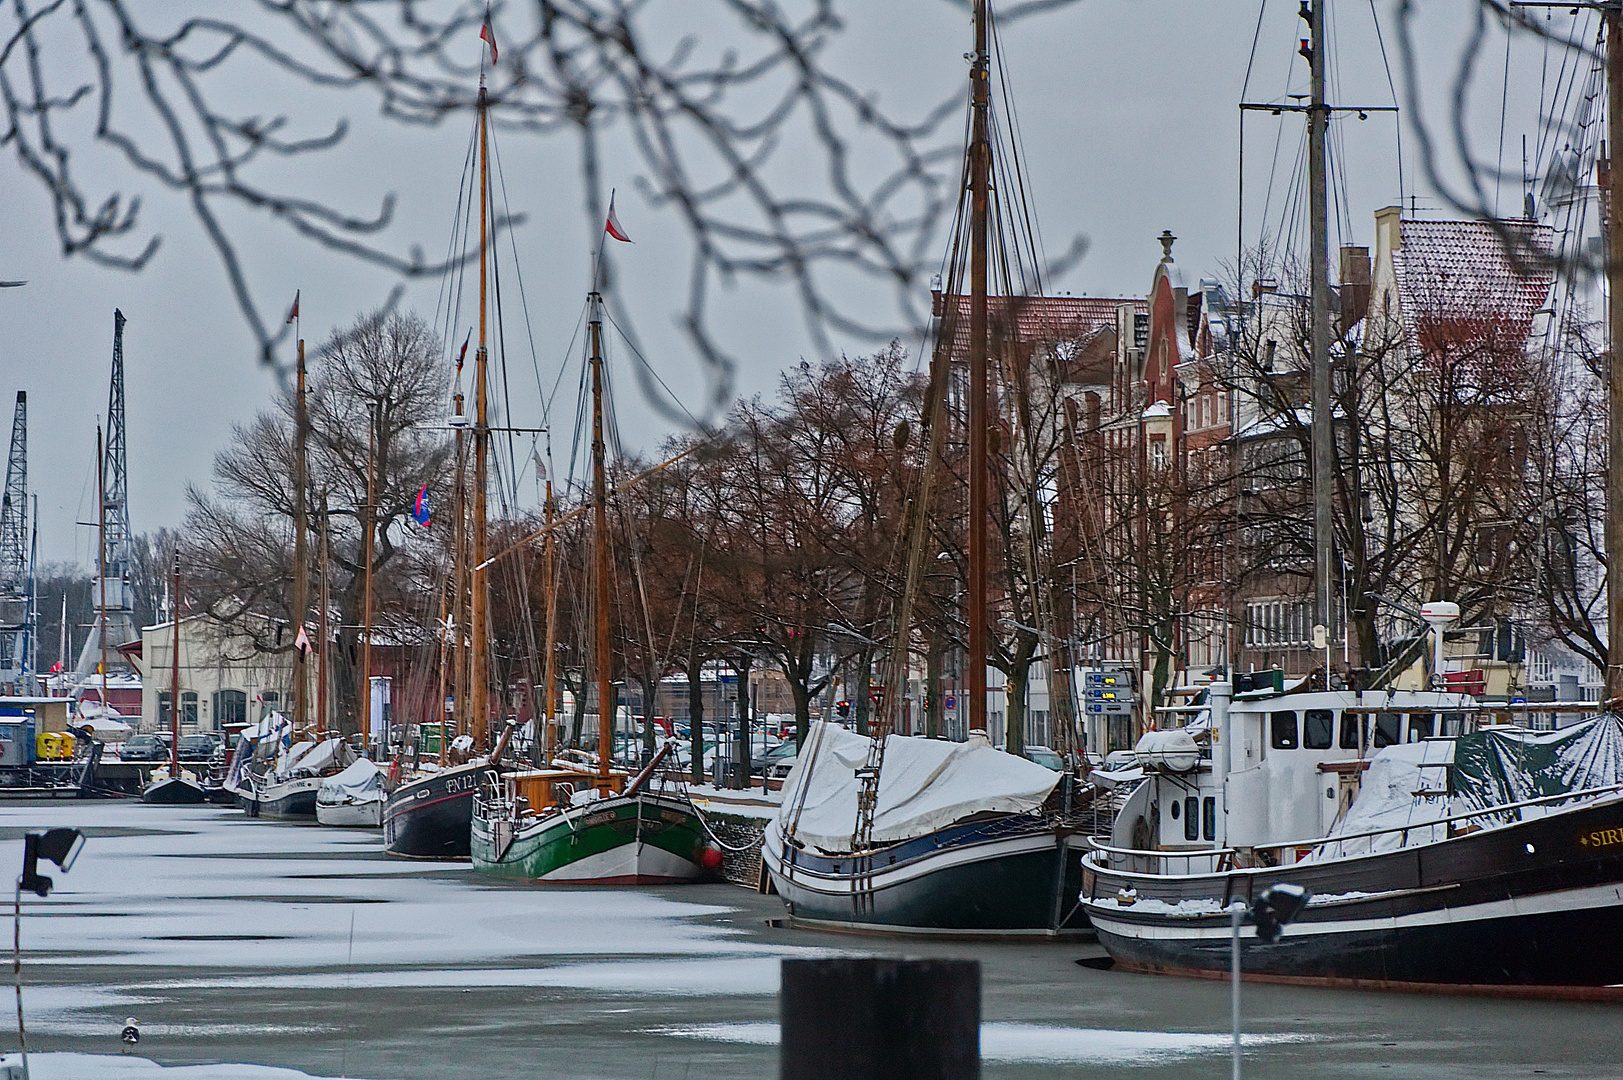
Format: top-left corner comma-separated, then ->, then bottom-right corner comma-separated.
121,734 -> 168,761
1021,744 -> 1066,771
764,738 -> 800,779
176,734 -> 220,762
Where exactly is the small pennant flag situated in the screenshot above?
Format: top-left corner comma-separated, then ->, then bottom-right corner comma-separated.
294,625 -> 312,656
605,196 -> 631,243
412,484 -> 432,528
480,19 -> 498,63
456,329 -> 471,371
286,290 -> 300,324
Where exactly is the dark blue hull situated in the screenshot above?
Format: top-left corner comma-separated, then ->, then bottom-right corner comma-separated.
383,764 -> 480,859
764,814 -> 1089,936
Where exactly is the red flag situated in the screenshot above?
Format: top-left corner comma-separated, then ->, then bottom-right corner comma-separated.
604,197 -> 631,243
480,20 -> 498,63
456,329 -> 471,370
286,290 -> 300,324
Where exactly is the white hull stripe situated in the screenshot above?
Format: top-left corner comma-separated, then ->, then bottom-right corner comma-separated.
1085,881 -> 1623,942
764,829 -> 1081,896
538,840 -> 700,883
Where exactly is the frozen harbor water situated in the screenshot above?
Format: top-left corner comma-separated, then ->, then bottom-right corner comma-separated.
0,801 -> 1618,1079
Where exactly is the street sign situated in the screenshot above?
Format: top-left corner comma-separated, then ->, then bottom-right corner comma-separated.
1086,701 -> 1133,715
944,695 -> 956,710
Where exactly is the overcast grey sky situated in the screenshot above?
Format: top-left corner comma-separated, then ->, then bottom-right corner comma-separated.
0,1 -> 1582,569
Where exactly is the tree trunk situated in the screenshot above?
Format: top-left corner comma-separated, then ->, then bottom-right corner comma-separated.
686,653 -> 706,785
925,625 -> 943,738
854,649 -> 873,736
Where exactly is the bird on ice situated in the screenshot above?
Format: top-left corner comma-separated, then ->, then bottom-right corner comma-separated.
121,1017 -> 140,1053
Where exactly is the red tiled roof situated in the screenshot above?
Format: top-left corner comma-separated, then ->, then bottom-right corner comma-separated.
1393,218 -> 1555,348
936,294 -> 1145,360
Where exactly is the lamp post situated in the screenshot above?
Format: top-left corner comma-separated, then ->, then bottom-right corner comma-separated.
1229,882 -> 1310,1080
14,828 -> 85,1077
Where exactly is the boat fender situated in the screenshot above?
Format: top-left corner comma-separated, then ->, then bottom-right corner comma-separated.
699,844 -> 724,871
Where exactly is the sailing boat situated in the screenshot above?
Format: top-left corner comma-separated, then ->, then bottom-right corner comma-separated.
759,0 -> 1089,935
1077,2 -> 1623,988
382,42 -> 515,859
468,286 -> 712,885
246,315 -> 353,821
142,553 -> 205,804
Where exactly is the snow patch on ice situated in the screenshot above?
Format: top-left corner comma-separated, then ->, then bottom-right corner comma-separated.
652,1021 -> 1317,1064
151,956 -> 796,996
15,1054 -> 387,1080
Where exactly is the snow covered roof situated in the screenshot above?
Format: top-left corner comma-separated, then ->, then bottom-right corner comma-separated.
1392,218 -> 1554,352
936,293 -> 1145,361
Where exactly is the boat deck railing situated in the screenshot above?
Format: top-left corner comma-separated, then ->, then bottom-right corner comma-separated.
1086,782 -> 1623,878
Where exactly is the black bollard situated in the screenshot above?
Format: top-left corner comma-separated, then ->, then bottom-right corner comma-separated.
780,958 -> 979,1080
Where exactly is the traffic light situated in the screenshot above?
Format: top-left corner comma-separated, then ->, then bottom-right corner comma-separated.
836,700 -> 850,719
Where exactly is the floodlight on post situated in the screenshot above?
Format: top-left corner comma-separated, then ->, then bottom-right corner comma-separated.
1230,882 -> 1312,1080
15,828 -> 86,1078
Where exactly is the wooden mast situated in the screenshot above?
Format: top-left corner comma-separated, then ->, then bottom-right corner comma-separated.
453,392 -> 468,742
471,83 -> 492,750
317,501 -> 330,737
1608,7 -> 1623,701
542,478 -> 558,763
965,0 -> 991,737
293,334 -> 309,732
361,400 -> 377,751
169,552 -> 181,777
590,291 -> 614,792
1306,0 -> 1334,672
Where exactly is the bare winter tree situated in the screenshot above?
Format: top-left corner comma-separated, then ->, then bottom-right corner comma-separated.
2,1 -> 1087,415
184,308 -> 451,730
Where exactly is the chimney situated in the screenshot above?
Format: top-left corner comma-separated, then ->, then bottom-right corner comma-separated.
1339,245 -> 1371,332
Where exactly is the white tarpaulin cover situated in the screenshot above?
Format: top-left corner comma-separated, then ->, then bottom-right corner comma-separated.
72,713 -> 134,739
277,737 -> 348,778
318,758 -> 384,803
774,722 -> 1061,854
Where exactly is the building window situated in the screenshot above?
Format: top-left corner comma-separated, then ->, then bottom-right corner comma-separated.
214,690 -> 247,727
182,691 -> 198,728
158,691 -> 172,726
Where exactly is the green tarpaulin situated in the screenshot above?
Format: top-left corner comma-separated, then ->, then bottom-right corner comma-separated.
1450,713 -> 1623,812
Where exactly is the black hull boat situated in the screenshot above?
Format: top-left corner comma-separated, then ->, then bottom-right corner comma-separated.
1084,791 -> 1623,986
763,723 -> 1090,936
764,813 -> 1088,936
141,773 -> 208,805
383,763 -> 481,859
1080,675 -> 1623,989
243,774 -> 320,820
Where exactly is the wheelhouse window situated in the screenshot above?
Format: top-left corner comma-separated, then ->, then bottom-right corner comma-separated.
1202,796 -> 1217,841
1408,713 -> 1435,741
1340,713 -> 1361,750
1184,797 -> 1199,841
1373,713 -> 1401,748
1270,711 -> 1299,750
1304,709 -> 1334,750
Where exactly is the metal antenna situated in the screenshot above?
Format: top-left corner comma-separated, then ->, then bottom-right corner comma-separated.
73,311 -> 139,679
0,392 -> 27,691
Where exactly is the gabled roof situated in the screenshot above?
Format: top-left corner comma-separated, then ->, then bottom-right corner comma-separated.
1392,218 -> 1555,350
935,293 -> 1146,361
